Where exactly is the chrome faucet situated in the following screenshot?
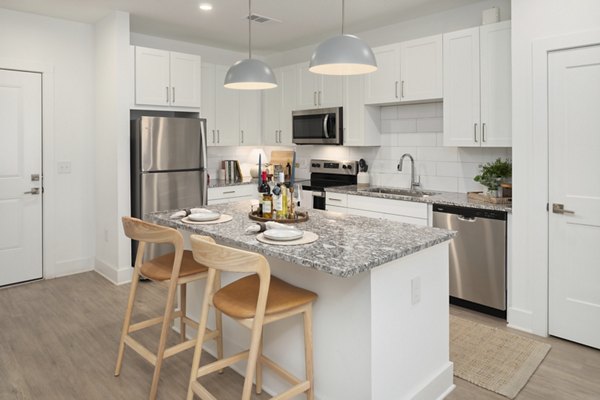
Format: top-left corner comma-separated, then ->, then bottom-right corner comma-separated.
397,153 -> 421,191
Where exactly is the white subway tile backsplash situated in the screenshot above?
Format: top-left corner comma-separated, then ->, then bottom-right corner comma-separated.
458,178 -> 486,193
386,118 -> 418,133
397,103 -> 437,119
416,117 -> 443,133
421,176 -> 458,192
396,132 -> 437,147
417,147 -> 458,162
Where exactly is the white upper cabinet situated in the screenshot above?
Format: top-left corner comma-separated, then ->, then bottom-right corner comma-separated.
399,35 -> 443,101
202,63 -> 262,147
342,75 -> 380,147
295,63 -> 343,109
134,46 -> 201,109
365,35 -> 442,105
443,21 -> 511,147
262,65 -> 297,145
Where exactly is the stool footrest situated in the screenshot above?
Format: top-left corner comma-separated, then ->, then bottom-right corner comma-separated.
261,355 -> 303,385
190,380 -> 218,400
124,336 -> 157,366
195,350 -> 250,378
270,381 -> 311,400
128,310 -> 183,333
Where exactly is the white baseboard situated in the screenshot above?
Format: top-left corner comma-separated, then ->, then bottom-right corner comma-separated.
507,307 -> 534,334
94,258 -> 133,285
411,362 -> 455,400
47,257 -> 95,279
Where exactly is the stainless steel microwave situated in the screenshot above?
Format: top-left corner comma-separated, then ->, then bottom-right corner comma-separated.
292,107 -> 343,145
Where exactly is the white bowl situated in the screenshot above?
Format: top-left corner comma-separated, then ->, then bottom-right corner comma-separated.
263,229 -> 304,241
188,212 -> 221,222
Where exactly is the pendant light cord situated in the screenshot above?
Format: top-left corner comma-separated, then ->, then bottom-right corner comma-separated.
341,0 -> 345,35
248,0 -> 252,59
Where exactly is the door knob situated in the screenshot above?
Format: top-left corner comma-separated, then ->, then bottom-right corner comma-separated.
24,188 -> 40,195
552,203 -> 575,215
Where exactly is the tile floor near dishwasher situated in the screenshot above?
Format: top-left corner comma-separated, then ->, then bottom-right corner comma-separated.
0,271 -> 598,400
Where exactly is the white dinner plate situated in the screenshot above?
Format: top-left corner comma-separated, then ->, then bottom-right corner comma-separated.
188,212 -> 221,222
263,228 -> 304,241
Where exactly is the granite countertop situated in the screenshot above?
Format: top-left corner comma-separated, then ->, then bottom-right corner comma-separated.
148,201 -> 455,278
326,185 -> 512,213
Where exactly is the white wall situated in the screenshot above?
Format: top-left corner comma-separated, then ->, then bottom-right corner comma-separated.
511,0 -> 600,335
94,11 -> 133,284
266,0 -> 510,67
0,8 -> 95,277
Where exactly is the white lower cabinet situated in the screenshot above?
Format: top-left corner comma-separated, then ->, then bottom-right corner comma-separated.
207,184 -> 256,205
326,193 -> 429,226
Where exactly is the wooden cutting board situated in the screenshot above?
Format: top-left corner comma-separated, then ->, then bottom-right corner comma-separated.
270,150 -> 294,167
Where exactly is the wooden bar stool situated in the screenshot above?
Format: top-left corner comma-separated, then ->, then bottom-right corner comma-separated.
115,217 -> 223,400
187,235 -> 317,400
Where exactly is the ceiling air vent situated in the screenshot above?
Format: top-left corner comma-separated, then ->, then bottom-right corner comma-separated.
245,13 -> 281,24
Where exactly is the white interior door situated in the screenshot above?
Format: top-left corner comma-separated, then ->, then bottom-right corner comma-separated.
548,44 -> 600,349
0,69 -> 43,286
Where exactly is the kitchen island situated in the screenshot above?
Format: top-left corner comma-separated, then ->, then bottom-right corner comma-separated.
149,201 -> 456,400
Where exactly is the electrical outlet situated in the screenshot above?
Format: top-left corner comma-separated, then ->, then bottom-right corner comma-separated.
411,277 -> 421,305
57,161 -> 72,174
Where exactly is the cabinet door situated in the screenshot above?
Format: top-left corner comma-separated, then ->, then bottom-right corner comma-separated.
364,44 -> 400,104
201,63 -> 218,146
296,63 -> 318,109
239,90 -> 261,146
214,65 -> 240,146
262,68 -> 282,146
320,74 -> 343,107
480,21 -> 511,147
443,27 -> 481,147
399,35 -> 443,102
279,65 -> 297,145
170,52 -> 201,108
343,75 -> 381,147
135,46 -> 170,106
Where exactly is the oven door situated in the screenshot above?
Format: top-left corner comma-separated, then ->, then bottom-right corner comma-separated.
292,107 -> 342,145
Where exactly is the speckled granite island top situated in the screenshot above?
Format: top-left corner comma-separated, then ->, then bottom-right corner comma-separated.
148,200 -> 455,278
326,185 -> 512,213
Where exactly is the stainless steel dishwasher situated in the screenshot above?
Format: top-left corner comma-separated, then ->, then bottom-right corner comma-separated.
432,204 -> 507,318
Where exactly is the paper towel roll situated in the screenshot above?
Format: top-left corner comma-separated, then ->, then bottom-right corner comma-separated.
357,172 -> 369,186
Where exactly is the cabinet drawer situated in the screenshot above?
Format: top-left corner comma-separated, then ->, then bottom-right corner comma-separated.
326,192 -> 348,207
347,195 -> 428,220
345,207 -> 428,226
208,184 -> 256,201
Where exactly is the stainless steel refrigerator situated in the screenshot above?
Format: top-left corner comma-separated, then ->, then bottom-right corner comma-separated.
131,116 -> 207,263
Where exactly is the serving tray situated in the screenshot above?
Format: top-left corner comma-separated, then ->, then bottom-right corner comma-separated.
248,210 -> 309,223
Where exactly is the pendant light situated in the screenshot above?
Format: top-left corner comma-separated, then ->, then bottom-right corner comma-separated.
224,0 -> 277,89
309,0 -> 377,75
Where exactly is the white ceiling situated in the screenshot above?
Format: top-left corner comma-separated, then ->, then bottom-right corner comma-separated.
0,0 -> 482,54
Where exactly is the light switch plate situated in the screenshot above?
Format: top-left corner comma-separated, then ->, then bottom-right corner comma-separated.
57,161 -> 72,174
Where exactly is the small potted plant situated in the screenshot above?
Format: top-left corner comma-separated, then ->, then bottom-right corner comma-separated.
474,158 -> 512,197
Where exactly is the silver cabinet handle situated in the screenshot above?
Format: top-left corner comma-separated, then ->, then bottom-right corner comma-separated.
395,81 -> 399,98
24,188 -> 40,195
217,130 -> 220,143
222,190 -> 236,194
474,123 -> 478,143
172,87 -> 175,103
329,198 -> 342,202
318,91 -> 322,106
552,203 -> 575,215
240,130 -> 244,144
212,130 -> 215,143
401,81 -> 405,98
482,123 -> 486,142
313,91 -> 317,106
166,86 -> 169,103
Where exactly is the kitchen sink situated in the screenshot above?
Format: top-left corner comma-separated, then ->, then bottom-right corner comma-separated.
359,187 -> 439,198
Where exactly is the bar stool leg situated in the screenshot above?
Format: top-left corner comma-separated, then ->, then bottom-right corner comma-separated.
180,283 -> 187,342
214,272 -> 224,373
304,304 -> 315,400
115,268 -> 141,377
149,279 -> 179,400
255,332 -> 263,394
242,319 -> 264,400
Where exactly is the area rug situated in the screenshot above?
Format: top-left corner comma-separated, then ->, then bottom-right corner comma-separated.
450,315 -> 551,399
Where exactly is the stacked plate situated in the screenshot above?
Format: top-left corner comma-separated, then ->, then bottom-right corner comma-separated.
187,211 -> 221,222
263,228 -> 304,241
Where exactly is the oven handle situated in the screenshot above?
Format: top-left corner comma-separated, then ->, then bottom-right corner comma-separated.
323,114 -> 330,138
312,191 -> 325,198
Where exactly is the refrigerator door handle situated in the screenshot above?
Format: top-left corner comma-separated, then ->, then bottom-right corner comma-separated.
201,121 -> 208,170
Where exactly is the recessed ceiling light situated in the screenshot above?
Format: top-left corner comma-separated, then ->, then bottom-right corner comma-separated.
199,3 -> 213,11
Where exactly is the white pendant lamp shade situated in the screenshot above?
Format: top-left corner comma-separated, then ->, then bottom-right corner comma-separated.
224,0 -> 277,90
309,34 -> 377,75
224,58 -> 277,89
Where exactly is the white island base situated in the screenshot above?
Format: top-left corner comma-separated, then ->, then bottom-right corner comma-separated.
180,233 -> 454,400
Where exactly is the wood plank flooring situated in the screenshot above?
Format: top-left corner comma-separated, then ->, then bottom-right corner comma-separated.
0,271 -> 598,399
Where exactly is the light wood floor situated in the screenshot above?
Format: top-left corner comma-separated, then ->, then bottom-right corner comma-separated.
0,271 -> 598,399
